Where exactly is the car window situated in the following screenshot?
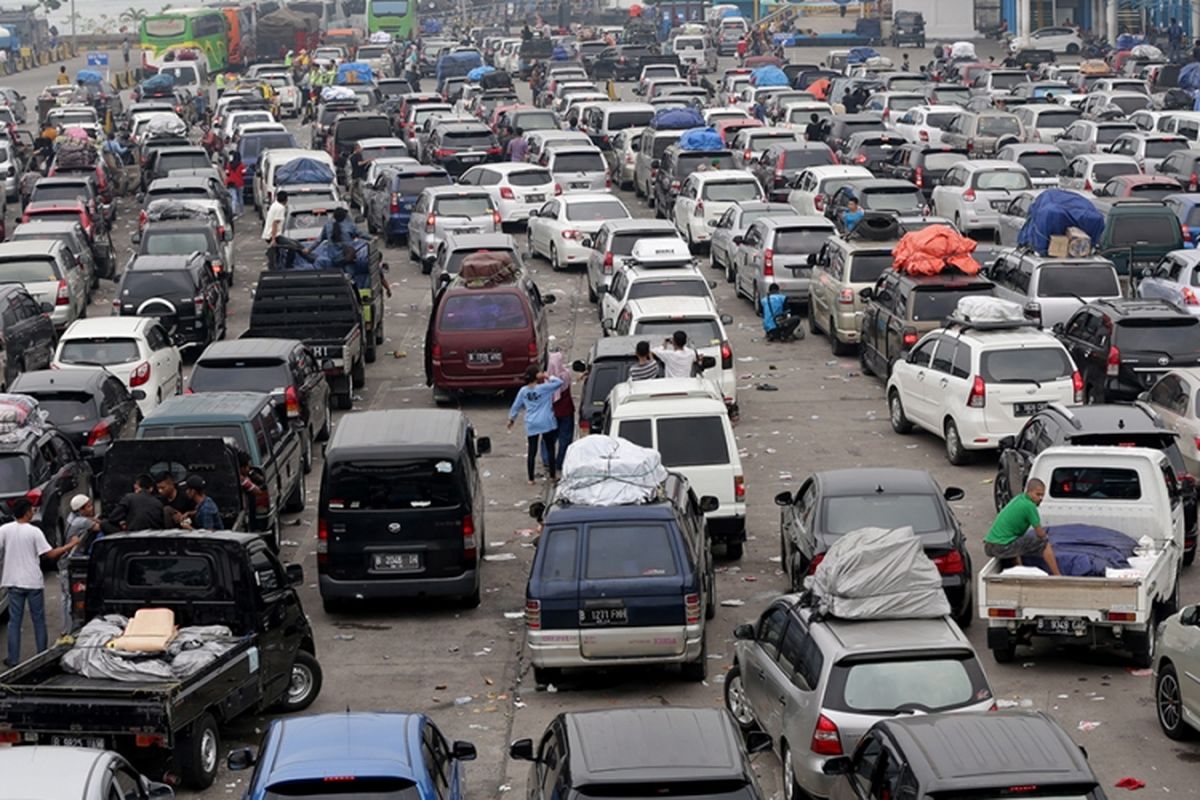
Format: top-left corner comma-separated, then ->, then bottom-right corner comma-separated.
584,524 -> 677,578
756,605 -> 789,660
909,336 -> 936,367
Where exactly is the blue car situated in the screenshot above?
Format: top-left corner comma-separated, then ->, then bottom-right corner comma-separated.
228,713 -> 477,800
363,165 -> 452,245
1165,192 -> 1200,249
237,131 -> 299,198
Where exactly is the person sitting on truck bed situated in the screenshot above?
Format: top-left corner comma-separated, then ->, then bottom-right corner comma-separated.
984,478 -> 1062,575
185,475 -> 223,530
155,471 -> 196,528
103,474 -> 166,533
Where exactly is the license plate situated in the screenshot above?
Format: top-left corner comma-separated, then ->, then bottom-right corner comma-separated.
51,735 -> 105,749
991,199 -> 1010,210
1013,401 -> 1047,417
372,553 -> 421,571
468,350 -> 502,365
580,606 -> 628,626
460,154 -> 482,162
310,346 -> 334,358
571,182 -> 590,189
526,194 -> 544,202
450,227 -> 480,235
1036,617 -> 1088,636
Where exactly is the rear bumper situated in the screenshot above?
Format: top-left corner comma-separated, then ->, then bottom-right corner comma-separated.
435,369 -> 532,391
527,624 -> 704,668
319,567 -> 477,600
386,214 -> 411,236
706,512 -> 746,542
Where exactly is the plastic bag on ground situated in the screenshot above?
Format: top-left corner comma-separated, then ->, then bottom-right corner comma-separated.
557,435 -> 669,506
806,526 -> 952,619
892,224 -> 980,276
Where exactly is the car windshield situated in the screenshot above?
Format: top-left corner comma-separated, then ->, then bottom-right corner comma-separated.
911,284 -> 994,321
1096,125 -> 1136,143
439,293 -> 529,330
1017,152 -> 1066,176
0,259 -> 58,282
849,252 -> 893,283
566,200 -> 630,221
981,347 -> 1073,383
327,460 -> 461,510
239,135 -> 295,159
434,196 -> 491,216
142,231 -> 213,256
828,655 -> 988,714
1116,318 -> 1200,354
264,778 -> 421,800
553,152 -> 606,172
0,454 -> 30,493
773,228 -> 829,254
395,173 -> 450,195
1034,111 -> 1080,128
511,111 -> 559,130
190,359 -> 291,393
701,181 -> 761,202
822,493 -> 944,535
1038,265 -> 1119,297
58,337 -> 141,365
973,171 -> 1032,190
863,187 -> 923,211
783,148 -> 835,168
634,319 -> 722,347
628,278 -> 710,302
31,392 -> 97,425
507,170 -> 552,187
1110,213 -> 1181,246
612,231 -> 676,256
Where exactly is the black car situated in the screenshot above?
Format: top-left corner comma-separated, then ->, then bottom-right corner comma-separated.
10,368 -> 141,474
752,142 -> 837,202
424,122 -> 501,176
0,284 -> 57,388
132,219 -> 234,285
773,468 -> 972,625
589,45 -> 656,81
653,144 -> 735,219
188,338 -> 332,473
571,336 -> 668,434
310,100 -> 360,150
882,143 -> 969,201
891,10 -> 926,47
994,401 -> 1198,564
1055,298 -> 1200,404
115,254 -> 228,351
0,423 -> 93,545
826,114 -> 887,155
840,132 -> 906,177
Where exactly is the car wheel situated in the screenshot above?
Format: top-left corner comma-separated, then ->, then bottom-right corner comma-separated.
889,391 -> 913,434
318,403 -> 332,441
991,639 -> 1017,663
532,666 -> 561,686
550,243 -> 561,271
830,317 -> 851,355
301,431 -> 313,474
993,473 -> 1012,510
723,664 -> 757,731
587,277 -> 598,303
1066,43 -> 1080,54
781,743 -> 801,800
1157,663 -> 1194,740
724,540 -> 744,560
176,712 -> 220,790
945,419 -> 971,465
859,345 -> 874,376
276,651 -> 323,713
752,283 -> 762,315
285,472 -> 306,512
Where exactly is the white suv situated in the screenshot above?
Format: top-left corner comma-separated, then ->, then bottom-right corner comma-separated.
672,169 -> 764,252
931,160 -> 1033,238
886,302 -> 1082,464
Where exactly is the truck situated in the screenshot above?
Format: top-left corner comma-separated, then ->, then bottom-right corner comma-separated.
245,271 -> 365,411
0,532 -> 321,790
978,446 -> 1184,667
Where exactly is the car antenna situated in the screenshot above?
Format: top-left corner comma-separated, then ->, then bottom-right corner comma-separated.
1118,418 -> 1125,430
875,484 -> 884,494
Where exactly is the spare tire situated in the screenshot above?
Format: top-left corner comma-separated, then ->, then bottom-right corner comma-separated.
136,297 -> 179,334
850,211 -> 901,241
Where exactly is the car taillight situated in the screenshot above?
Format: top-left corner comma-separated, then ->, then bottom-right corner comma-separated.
1072,370 -> 1084,404
919,129 -> 929,142
966,138 -> 974,153
129,361 -> 151,387
434,148 -> 453,158
721,340 -> 733,369
1191,172 -> 1198,191
24,487 -> 42,507
528,339 -> 538,361
1084,179 -> 1092,192
914,166 -> 924,188
561,229 -> 582,240
1107,345 -> 1121,376
605,174 -> 612,189
933,550 -> 965,575
685,593 -> 701,625
579,417 -> 590,434
317,517 -> 328,563
901,328 -> 919,347
853,153 -> 867,164
734,474 -> 745,501
554,182 -> 563,195
837,288 -> 854,304
87,421 -> 111,446
390,193 -> 400,214
487,147 -> 502,155
1185,287 -> 1200,305
603,251 -> 613,274
55,279 -> 69,306
967,375 -> 986,408
193,295 -> 206,314
763,248 -> 774,276
284,386 -> 301,418
492,209 -> 502,226
426,213 -> 437,232
670,180 -> 681,191
743,148 -> 752,162
462,514 -> 477,560
500,185 -> 515,199
962,187 -> 976,202
811,714 -> 843,756
525,598 -> 541,629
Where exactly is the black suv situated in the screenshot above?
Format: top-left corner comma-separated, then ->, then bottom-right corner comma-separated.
751,141 -> 837,202
0,284 -> 56,388
140,146 -> 214,192
653,144 -> 735,219
994,401 -> 1198,564
882,143 -> 968,201
826,114 -> 886,154
424,122 -> 501,176
133,220 -> 234,285
571,336 -> 667,434
1055,298 -> 1200,404
115,254 -> 228,351
0,425 -> 94,545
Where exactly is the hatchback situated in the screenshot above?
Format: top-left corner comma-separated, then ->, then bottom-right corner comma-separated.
458,162 -> 555,225
0,240 -> 86,333
543,144 -> 610,193
732,215 -> 834,312
53,316 -> 182,417
406,187 -> 500,269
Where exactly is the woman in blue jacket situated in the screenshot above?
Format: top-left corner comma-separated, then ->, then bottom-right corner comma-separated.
508,365 -> 564,484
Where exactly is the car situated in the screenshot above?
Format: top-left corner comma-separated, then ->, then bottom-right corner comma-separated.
0,416 -> 93,545
1010,24 -> 1083,53
114,253 -> 228,351
0,240 -> 87,333
879,144 -> 967,203
29,175 -> 109,227
599,258 -> 713,333
9,219 -> 107,290
732,215 -> 833,313
931,160 -> 1033,237
652,143 -> 735,217
1096,199 -> 1188,277
786,165 -> 874,216
1155,148 -> 1200,190
1164,195 -> 1200,248
143,174 -> 232,223
133,218 -> 235,285
968,69 -> 1032,97
807,223 -> 903,354
994,143 -> 1067,188
1081,89 -> 1151,120
0,747 -> 173,800
728,597 -> 992,800
1108,131 -> 1191,174
729,127 -> 804,172
585,218 -> 683,302
1059,153 -> 1142,194
632,128 -> 688,201
605,127 -> 641,189
1154,603 -> 1200,739
709,201 -> 795,280
542,144 -> 610,193
826,179 -> 926,232
140,146 -> 215,192
672,169 -> 764,252
53,316 -> 181,418
826,113 -> 887,154
430,232 -> 526,299
0,284 -> 56,388
458,162 -> 556,226
1093,174 -> 1184,202
406,186 -> 501,270
985,249 -> 1122,327
422,121 -> 501,176
360,164 -> 450,246
1055,119 -> 1138,159
527,192 -> 631,271
1011,102 -> 1081,143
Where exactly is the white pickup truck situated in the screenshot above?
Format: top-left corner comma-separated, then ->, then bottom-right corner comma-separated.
978,446 -> 1184,667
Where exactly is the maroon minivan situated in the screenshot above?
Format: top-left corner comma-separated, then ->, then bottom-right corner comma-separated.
424,276 -> 554,403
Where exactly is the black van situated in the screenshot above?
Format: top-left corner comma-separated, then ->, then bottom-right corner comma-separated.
572,336 -> 664,434
317,409 -> 491,611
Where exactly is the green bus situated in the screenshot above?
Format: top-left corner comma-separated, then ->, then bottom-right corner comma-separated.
139,8 -> 231,72
367,0 -> 415,38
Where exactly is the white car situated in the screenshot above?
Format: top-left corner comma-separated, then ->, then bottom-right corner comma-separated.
528,192 -> 631,270
543,145 -> 610,193
786,165 -> 873,215
1058,154 -> 1141,193
863,91 -> 927,127
1108,132 -> 1190,174
704,106 -> 751,127
1009,26 -> 1083,54
1012,104 -> 1083,144
600,262 -> 713,332
258,72 -> 304,117
673,169 -> 764,251
459,162 -> 556,225
221,109 -> 277,142
778,101 -> 834,132
52,317 -> 183,417
931,160 -> 1033,236
891,104 -> 963,145
886,306 -> 1082,464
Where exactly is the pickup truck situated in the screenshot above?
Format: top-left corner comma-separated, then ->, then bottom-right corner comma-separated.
246,271 -> 365,410
979,446 -> 1184,667
0,532 -> 321,790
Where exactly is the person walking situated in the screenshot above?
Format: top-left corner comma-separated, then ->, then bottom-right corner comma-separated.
56,65 -> 69,86
544,351 -> 575,476
185,476 -> 223,530
507,365 -> 564,484
507,126 -> 528,161
59,495 -> 98,640
1,499 -> 79,666
984,478 -> 1061,575
225,151 -> 246,218
122,36 -> 131,69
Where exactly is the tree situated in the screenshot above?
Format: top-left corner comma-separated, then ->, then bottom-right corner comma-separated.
36,0 -> 62,12
119,7 -> 148,23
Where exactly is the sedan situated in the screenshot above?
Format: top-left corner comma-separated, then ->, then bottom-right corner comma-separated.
527,193 -> 632,270
1154,603 -> 1200,740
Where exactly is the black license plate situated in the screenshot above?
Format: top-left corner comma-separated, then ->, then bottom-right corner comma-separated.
571,182 -> 591,189
1036,617 -> 1087,636
580,606 -> 628,626
51,735 -> 105,748
1013,401 -> 1047,417
372,553 -> 421,571
526,194 -> 544,203
990,199 -> 1010,210
468,351 -> 502,365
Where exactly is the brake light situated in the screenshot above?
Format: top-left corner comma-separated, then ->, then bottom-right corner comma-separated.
811,714 -> 843,756
814,194 -> 825,211
685,593 -> 701,625
967,375 -> 986,408
966,138 -> 974,153
670,180 -> 681,191
554,182 -> 563,195
486,147 -> 502,155
24,488 -> 42,507
426,213 -> 436,232
1185,225 -> 1193,245
603,250 -> 613,274
1084,179 -> 1092,192
283,386 -> 301,418
721,340 -> 733,369
434,148 -> 453,158
763,248 -> 774,276
0,732 -> 20,744
1107,345 -> 1121,376
52,279 -> 69,306
492,209 -> 502,226
933,550 -> 965,575
605,174 -> 612,189
561,229 -> 582,240
963,187 -> 976,202
462,513 -> 477,560
390,192 -> 400,214
1106,611 -> 1136,622
138,209 -> 147,229
86,421 -> 111,446
1191,172 -> 1198,191
734,474 -> 745,500
528,339 -> 538,361
317,517 -> 328,563
743,148 -> 752,162
988,607 -> 1017,619
1072,370 -> 1084,403
500,185 -> 515,199
901,329 -> 919,347
919,129 -> 929,142
129,361 -> 151,387
853,153 -> 867,164
525,598 -> 541,629
135,734 -> 166,748
579,417 -> 590,434
914,166 -> 924,188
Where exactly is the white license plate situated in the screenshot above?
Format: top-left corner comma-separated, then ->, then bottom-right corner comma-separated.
460,155 -> 482,162
990,200 -> 1009,210
51,735 -> 105,749
1036,617 -> 1088,636
526,194 -> 544,202
373,553 -> 421,571
571,182 -> 590,189
468,350 -> 502,364
580,606 -> 628,626
450,227 -> 480,235
1013,401 -> 1046,417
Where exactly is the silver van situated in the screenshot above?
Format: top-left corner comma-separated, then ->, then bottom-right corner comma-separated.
544,145 -> 610,193
634,129 -> 684,203
732,215 -> 834,311
406,186 -> 499,271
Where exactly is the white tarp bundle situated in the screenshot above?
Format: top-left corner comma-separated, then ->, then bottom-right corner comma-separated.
1131,44 -> 1163,60
61,615 -> 239,681
952,296 -> 1025,323
949,41 -> 977,60
557,435 -> 668,506
320,85 -> 356,101
144,113 -> 187,137
807,526 -> 951,620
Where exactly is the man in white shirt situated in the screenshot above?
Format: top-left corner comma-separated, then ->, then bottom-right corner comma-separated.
262,189 -> 289,269
1,499 -> 78,666
653,330 -> 700,378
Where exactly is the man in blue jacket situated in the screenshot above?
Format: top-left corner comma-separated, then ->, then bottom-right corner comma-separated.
760,283 -> 801,341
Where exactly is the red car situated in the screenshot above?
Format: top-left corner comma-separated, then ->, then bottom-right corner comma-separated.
21,200 -> 94,241
1093,174 -> 1184,200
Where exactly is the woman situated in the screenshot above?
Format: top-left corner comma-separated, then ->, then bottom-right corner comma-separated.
544,351 -> 575,476
224,151 -> 246,218
507,365 -> 564,484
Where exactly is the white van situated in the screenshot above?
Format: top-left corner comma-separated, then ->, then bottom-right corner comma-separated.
672,35 -> 717,73
605,377 -> 747,557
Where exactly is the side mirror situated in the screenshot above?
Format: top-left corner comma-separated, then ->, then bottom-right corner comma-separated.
998,435 -> 1016,451
130,231 -> 142,244
943,486 -> 965,502
774,490 -> 793,506
732,235 -> 744,245
509,738 -> 536,761
698,495 -> 719,513
452,740 -> 477,761
571,359 -> 587,372
822,757 -> 853,776
226,748 -> 256,771
858,287 -> 873,301
580,236 -> 594,249
145,782 -> 174,800
720,313 -> 733,325
1051,322 -> 1064,335
39,301 -> 54,314
807,252 -> 817,266
699,355 -> 717,370
529,501 -> 546,520
285,563 -> 303,585
476,436 -> 491,455
733,622 -> 755,640
1140,267 -> 1152,279
601,318 -> 614,330
542,294 -> 556,305
1180,605 -> 1200,626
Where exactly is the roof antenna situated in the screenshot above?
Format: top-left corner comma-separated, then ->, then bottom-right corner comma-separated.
875,485 -> 884,494
1118,419 -> 1125,430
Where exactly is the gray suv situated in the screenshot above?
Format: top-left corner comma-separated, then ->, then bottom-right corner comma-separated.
406,186 -> 499,271
725,597 -> 993,800
732,215 -> 834,313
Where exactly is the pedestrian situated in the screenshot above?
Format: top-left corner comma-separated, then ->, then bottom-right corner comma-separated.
1170,17 -> 1184,56
225,151 -> 246,218
55,65 -> 69,86
59,494 -> 99,640
653,330 -> 700,378
507,126 -> 528,161
122,35 -> 131,68
805,112 -> 825,143
842,196 -> 864,231
628,340 -> 662,380
185,476 -> 223,530
1,498 -> 79,666
760,283 -> 801,341
347,142 -> 370,210
507,365 -> 565,484
984,478 -> 1061,575
544,351 -> 575,476
263,189 -> 288,265
238,451 -> 267,501
103,474 -> 165,533
902,52 -> 910,71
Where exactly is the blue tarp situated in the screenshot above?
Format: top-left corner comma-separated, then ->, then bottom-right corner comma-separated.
421,18 -> 443,33
1116,33 -> 1145,51
285,239 -> 374,288
679,126 -> 723,151
437,50 -> 484,82
274,158 -> 336,186
720,7 -> 742,16
552,44 -> 569,60
335,62 -> 374,85
1181,62 -> 1200,91
76,69 -> 103,85
651,107 -> 704,130
467,64 -> 496,81
847,46 -> 880,63
140,73 -> 175,94
1023,525 -> 1137,577
1017,189 -> 1106,255
751,66 -> 789,87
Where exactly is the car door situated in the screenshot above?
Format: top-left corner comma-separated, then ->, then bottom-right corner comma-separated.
893,334 -> 940,427
735,223 -> 762,294
47,432 -> 85,522
740,603 -> 790,728
781,477 -> 818,578
245,545 -> 297,700
1065,310 -> 1107,392
776,619 -> 824,778
297,348 -> 329,437
1000,417 -> 1045,507
532,199 -> 559,256
712,207 -> 736,266
144,323 -> 178,402
264,401 -> 301,503
1149,374 -> 1197,469
829,732 -> 887,800
1138,255 -> 1185,305
2,294 -> 32,382
600,268 -> 628,330
674,175 -> 698,234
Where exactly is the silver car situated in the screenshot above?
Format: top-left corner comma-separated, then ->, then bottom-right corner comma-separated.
0,240 -> 87,333
710,201 -> 795,282
544,144 -> 610,193
0,746 -> 174,800
607,127 -> 641,190
726,599 -> 994,800
1137,249 -> 1200,315
732,215 -> 834,311
430,232 -> 524,299
633,129 -> 683,204
0,139 -> 18,199
406,186 -> 499,271
1153,603 -> 1200,740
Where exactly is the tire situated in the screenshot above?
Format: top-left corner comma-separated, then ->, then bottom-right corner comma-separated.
889,391 -> 913,434
993,473 -> 1012,511
301,431 -> 313,474
991,640 -> 1017,664
954,592 -> 975,629
276,651 -> 323,713
375,318 -> 384,346
724,540 -> 744,560
587,279 -> 598,303
532,666 -> 560,686
1131,610 -> 1158,669
550,243 -> 561,271
285,473 -> 306,512
860,346 -> 874,376
945,419 -> 971,465
460,572 -> 482,608
322,596 -> 346,614
317,402 -> 332,441
780,743 -> 801,800
681,634 -> 707,681
830,317 -> 851,355
634,177 -> 644,198
351,358 -> 366,388
365,336 -> 377,364
1066,43 -> 1080,54
752,283 -> 761,316
808,300 -> 821,334
176,712 -> 220,790
1157,663 -> 1194,740
1186,546 -> 1197,567
723,664 -> 757,731
333,387 -> 352,410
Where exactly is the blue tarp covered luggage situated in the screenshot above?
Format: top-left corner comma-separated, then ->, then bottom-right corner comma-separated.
437,50 -> 484,82
467,65 -> 496,81
751,66 -> 789,87
1016,189 -> 1106,255
1116,33 -> 1144,51
421,18 -> 443,33
651,107 -> 704,130
76,69 -> 103,85
286,240 -> 375,288
847,46 -> 879,63
335,62 -> 374,85
1023,525 -> 1138,577
140,73 -> 175,94
552,44 -> 569,60
1181,62 -> 1200,91
274,158 -> 336,186
679,126 -> 722,151
720,7 -> 741,16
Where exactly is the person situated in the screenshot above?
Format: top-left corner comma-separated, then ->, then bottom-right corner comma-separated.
761,283 -> 801,341
805,113 -> 825,143
735,36 -> 748,63
18,163 -> 40,212
318,206 -> 366,246
55,65 -> 69,86
122,35 -> 131,68
628,340 -> 661,380
842,196 -> 864,231
1170,18 -> 1184,55
507,126 -> 528,161
155,471 -> 195,528
347,143 -> 370,210
984,478 -> 1061,575
653,330 -> 700,378
215,71 -> 227,94
263,189 -> 288,260
59,494 -> 99,639
844,86 -> 867,113
103,474 -> 165,532
1,498 -> 79,666
225,151 -> 246,218
522,23 -> 533,41
186,476 -> 223,530
544,351 -> 574,476
507,365 -> 565,484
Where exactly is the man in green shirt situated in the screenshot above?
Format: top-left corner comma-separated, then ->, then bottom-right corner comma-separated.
984,478 -> 1061,575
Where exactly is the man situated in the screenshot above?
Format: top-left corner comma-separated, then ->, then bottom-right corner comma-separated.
628,340 -> 662,381
804,113 -> 825,143
984,478 -> 1061,575
653,330 -> 700,378
185,476 -> 223,530
1,498 -> 79,666
1170,18 -> 1184,55
55,65 -> 69,86
59,495 -> 99,639
263,189 -> 289,267
156,472 -> 195,528
103,474 -> 165,532
122,36 -> 131,68
507,126 -> 528,162
843,86 -> 867,114
347,143 -> 370,211
761,283 -> 801,341
842,196 -> 864,232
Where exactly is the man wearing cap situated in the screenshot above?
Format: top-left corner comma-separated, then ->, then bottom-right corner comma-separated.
185,476 -> 223,530
60,495 -> 100,640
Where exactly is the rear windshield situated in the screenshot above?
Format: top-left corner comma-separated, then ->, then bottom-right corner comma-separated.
633,319 -> 722,347
977,116 -> 1021,136
607,111 -> 653,130
749,133 -> 799,151
1110,213 -> 1181,246
433,196 -> 492,216
826,654 -> 989,714
1017,152 -> 1066,176
1128,184 -> 1177,200
439,293 -> 529,330
362,146 -> 409,161
190,359 -> 291,393
0,259 -> 59,282
158,153 -> 211,173
32,392 -> 98,424
124,555 -> 213,589
240,135 -> 295,159
326,461 -> 461,510
911,284 -> 994,321
552,152 -> 606,172
444,248 -> 517,275
413,107 -> 451,125
1147,139 -> 1186,157
887,95 -> 924,111
782,148 -> 835,168
443,130 -> 496,147
924,111 -> 958,129
648,134 -> 678,158
1111,95 -> 1149,115
931,87 -> 970,102
677,152 -> 736,178
511,111 -> 559,130
924,152 -> 966,171
508,170 -> 552,187
773,228 -> 829,254
862,186 -> 923,211
973,171 -> 1032,190
1049,466 -> 1141,500
566,200 -> 630,221
702,181 -> 761,202
285,210 -> 332,231
991,73 -> 1026,90
1116,318 -> 1200,354
888,77 -> 927,92
839,120 -> 884,136
58,337 -> 141,366
849,252 -> 892,283
1038,265 -> 1118,297
1093,162 -> 1141,184
585,525 -> 677,579
980,347 -> 1073,383
121,270 -> 196,297
822,494 -> 943,535
659,416 -> 729,466
264,777 -> 421,800
335,119 -> 393,141
32,185 -> 89,202
1096,125 -> 1136,144
0,454 -> 29,493
141,424 -> 248,452
395,173 -> 451,195
628,279 -> 710,302
1034,110 -> 1080,128
612,231 -> 676,255
142,230 -> 213,256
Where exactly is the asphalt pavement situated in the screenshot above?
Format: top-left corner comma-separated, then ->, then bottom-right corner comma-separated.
5,40 -> 1200,798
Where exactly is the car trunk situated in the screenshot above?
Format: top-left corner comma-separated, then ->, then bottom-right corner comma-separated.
432,196 -> 497,237
978,346 -> 1078,433
27,391 -> 98,451
770,226 -> 829,291
433,290 -> 534,385
1116,318 -> 1200,389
